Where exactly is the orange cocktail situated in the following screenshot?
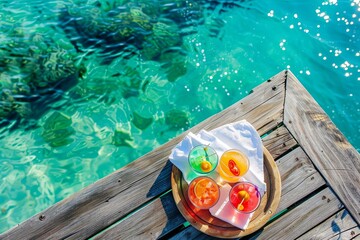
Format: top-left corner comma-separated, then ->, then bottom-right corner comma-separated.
218,149 -> 249,183
188,177 -> 220,209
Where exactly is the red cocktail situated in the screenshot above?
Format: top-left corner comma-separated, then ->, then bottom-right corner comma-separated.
229,182 -> 261,213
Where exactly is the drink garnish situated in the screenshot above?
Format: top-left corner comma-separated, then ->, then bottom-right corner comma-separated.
237,204 -> 244,211
238,190 -> 250,201
228,159 -> 240,176
200,160 -> 212,172
236,190 -> 249,211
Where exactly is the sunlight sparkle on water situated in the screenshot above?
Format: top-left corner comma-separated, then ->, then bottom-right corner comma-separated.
267,10 -> 274,17
279,39 -> 286,51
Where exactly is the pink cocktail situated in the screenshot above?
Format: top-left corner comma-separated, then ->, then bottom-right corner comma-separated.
229,182 -> 261,213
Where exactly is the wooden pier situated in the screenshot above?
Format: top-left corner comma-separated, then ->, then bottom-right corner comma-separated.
1,70 -> 359,239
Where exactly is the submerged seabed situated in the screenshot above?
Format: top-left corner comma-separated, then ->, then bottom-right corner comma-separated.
0,0 -> 359,233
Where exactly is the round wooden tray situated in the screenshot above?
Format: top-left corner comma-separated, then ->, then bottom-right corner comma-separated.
171,147 -> 281,238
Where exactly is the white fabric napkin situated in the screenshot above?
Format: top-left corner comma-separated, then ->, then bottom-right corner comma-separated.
169,119 -> 266,229
169,120 -> 266,194
209,184 -> 253,229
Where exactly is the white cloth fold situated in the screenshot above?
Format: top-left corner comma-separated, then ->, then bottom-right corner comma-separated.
169,119 -> 266,229
209,184 -> 253,229
169,120 -> 266,193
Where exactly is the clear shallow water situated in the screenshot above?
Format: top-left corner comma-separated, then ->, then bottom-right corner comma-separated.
0,0 -> 359,233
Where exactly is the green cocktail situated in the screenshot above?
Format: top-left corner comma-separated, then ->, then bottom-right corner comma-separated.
188,145 -> 218,174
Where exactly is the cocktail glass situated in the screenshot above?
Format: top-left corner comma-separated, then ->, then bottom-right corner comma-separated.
218,149 -> 249,182
229,182 -> 261,213
188,176 -> 220,209
188,145 -> 218,174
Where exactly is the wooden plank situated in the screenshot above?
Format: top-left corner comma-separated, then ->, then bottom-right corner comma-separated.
169,227 -> 219,240
249,188 -> 343,240
93,193 -> 185,240
297,209 -> 360,240
283,70 -> 360,224
171,221 -> 360,240
97,131 -> 325,239
275,146 -> 326,213
262,125 -> 298,159
0,72 -> 286,239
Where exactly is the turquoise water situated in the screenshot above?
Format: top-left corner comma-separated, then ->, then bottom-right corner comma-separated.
0,0 -> 359,233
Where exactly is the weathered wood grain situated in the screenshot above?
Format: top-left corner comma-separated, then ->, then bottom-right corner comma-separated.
297,209 -> 360,240
96,131 -> 325,239
262,125 -> 298,159
275,146 -> 326,213
249,188 -> 343,240
284,70 -> 360,225
93,193 -> 185,240
169,227 -> 221,240
0,72 -> 286,239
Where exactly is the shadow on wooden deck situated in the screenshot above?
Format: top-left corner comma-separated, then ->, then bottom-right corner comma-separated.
147,160 -> 173,198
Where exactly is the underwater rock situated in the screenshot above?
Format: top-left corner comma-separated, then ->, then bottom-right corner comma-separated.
69,59 -> 150,103
60,3 -> 150,47
60,1 -> 183,60
0,99 -> 14,119
120,77 -> 142,99
112,127 -> 134,147
165,109 -> 190,130
32,47 -> 79,89
0,11 -> 82,122
159,0 -> 203,27
41,111 -> 74,147
12,82 -> 31,95
140,21 -> 181,60
132,111 -> 153,130
13,102 -> 32,118
113,6 -> 154,38
59,0 -> 205,87
0,87 -> 32,120
115,65 -> 145,99
42,111 -> 72,130
26,31 -> 82,91
159,49 -> 187,82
